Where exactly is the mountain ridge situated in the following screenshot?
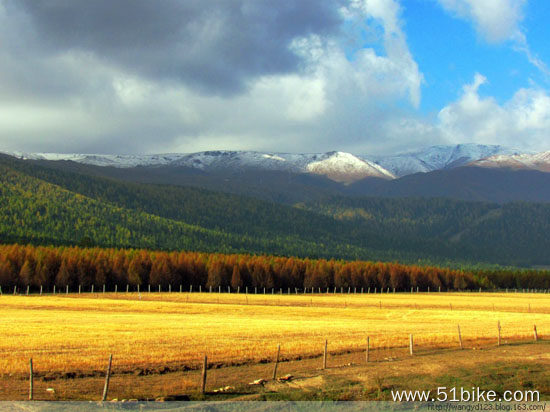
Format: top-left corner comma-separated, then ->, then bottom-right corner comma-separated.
3,143 -> 529,183
2,153 -> 550,266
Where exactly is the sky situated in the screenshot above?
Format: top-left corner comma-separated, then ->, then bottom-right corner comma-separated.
0,0 -> 549,155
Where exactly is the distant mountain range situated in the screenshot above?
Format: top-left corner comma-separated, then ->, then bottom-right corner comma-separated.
369,144 -> 521,177
3,144 -> 550,204
3,151 -> 550,267
3,143 -> 529,182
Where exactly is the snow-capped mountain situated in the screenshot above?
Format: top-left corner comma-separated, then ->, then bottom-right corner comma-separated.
3,150 -> 395,183
367,144 -> 519,177
470,151 -> 550,172
5,144 -> 544,184
2,151 -> 187,168
306,152 -> 394,183
173,151 -> 396,183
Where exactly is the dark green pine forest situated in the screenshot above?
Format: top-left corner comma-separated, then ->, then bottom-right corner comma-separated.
1,153 -> 550,268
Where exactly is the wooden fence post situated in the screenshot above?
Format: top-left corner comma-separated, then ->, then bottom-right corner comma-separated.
534,325 -> 538,342
29,358 -> 33,401
323,340 -> 328,369
102,354 -> 113,401
366,337 -> 370,363
497,321 -> 501,346
201,355 -> 208,395
273,344 -> 281,380
409,334 -> 414,356
27,285 -> 29,295
458,324 -> 463,349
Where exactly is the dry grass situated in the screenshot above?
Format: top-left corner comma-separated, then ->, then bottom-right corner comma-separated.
0,292 -> 548,377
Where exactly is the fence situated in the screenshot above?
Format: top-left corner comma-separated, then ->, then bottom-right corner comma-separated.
18,322 -> 544,402
2,284 -> 549,296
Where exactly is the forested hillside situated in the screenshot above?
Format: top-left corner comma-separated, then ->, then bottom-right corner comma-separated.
302,196 -> 550,266
0,159 -> 403,262
2,154 -> 550,267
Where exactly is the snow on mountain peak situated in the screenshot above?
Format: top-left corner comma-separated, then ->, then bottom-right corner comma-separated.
262,154 -> 286,162
4,144 -> 545,182
367,144 -> 518,177
471,150 -> 550,172
306,151 -> 395,183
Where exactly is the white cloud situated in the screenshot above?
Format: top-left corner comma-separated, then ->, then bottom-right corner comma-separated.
438,73 -> 550,150
437,0 -> 526,43
436,0 -> 550,77
511,31 -> 550,77
342,0 -> 422,106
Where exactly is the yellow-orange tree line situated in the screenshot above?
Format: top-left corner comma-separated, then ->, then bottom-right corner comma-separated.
0,244 -> 549,291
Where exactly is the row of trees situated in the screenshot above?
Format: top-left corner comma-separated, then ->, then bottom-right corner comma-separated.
0,244 -> 474,291
2,244 -> 548,292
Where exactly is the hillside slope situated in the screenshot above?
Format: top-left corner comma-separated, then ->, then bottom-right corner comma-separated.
0,156 -> 403,261
2,154 -> 550,266
347,166 -> 550,203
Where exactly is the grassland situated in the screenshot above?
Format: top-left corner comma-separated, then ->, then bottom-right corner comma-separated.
0,291 -> 549,400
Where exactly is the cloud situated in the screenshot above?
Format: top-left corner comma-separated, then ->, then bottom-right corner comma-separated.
9,0 -> 344,96
436,0 -> 550,77
437,0 -> 526,43
438,73 -> 550,150
511,31 -> 550,77
0,0 -> 428,155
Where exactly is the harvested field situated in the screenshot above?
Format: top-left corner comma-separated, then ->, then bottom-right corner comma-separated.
0,292 -> 548,400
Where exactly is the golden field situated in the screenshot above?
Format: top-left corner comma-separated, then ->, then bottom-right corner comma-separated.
0,291 -> 548,377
